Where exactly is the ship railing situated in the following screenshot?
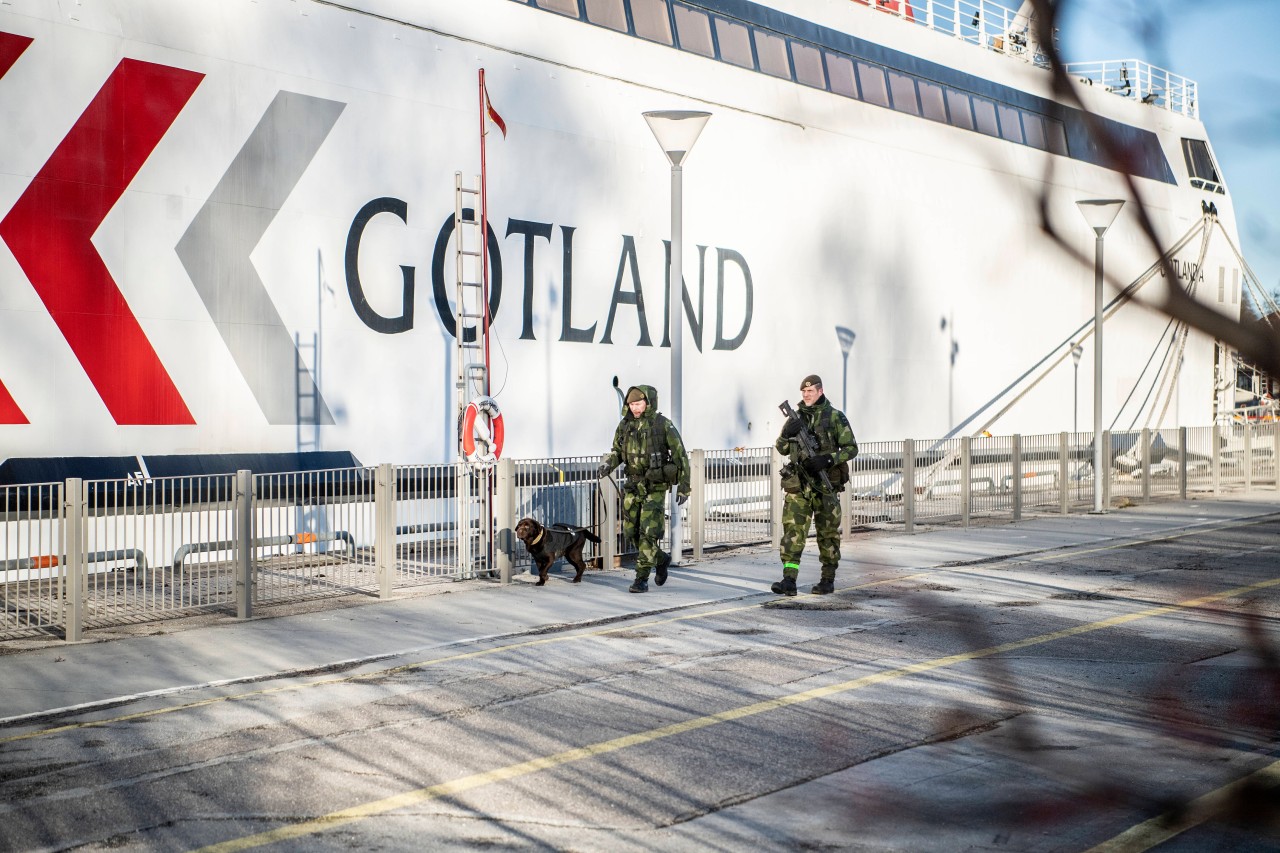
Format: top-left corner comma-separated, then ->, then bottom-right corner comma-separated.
855,0 -> 1198,119
6,422 -> 1280,641
1061,58 -> 1198,118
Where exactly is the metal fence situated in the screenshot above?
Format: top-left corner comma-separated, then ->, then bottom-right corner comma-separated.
5,424 -> 1280,642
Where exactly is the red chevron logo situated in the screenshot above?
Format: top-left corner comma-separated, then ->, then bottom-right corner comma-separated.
0,31 -> 29,76
0,58 -> 202,425
0,31 -> 34,424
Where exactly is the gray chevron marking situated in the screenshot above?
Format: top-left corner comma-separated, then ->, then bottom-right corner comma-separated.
177,91 -> 345,425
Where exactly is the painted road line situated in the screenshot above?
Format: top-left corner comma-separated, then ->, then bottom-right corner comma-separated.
0,570 -> 936,745
1084,757 -> 1280,852
194,574 -> 1280,852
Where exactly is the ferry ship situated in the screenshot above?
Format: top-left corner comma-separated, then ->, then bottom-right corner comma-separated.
0,0 -> 1245,466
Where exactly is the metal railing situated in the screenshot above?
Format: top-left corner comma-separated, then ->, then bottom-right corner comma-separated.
5,423 -> 1280,641
1060,59 -> 1197,118
856,0 -> 1198,118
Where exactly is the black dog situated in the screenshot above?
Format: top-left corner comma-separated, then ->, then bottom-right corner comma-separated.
515,517 -> 601,585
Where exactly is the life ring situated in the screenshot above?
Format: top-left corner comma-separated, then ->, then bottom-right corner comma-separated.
461,396 -> 504,464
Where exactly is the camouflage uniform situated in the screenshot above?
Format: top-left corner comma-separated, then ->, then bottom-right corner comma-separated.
599,384 -> 690,584
776,390 -> 858,589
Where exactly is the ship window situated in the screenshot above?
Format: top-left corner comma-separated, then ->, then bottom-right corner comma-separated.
945,88 -> 974,130
1182,138 -> 1223,192
535,0 -> 580,16
825,52 -> 857,97
673,5 -> 714,57
997,104 -> 1024,143
1045,118 -> 1068,155
918,79 -> 946,122
856,61 -> 889,107
887,70 -> 919,115
584,0 -> 627,30
630,0 -> 673,45
754,29 -> 790,78
792,42 -> 825,89
715,17 -> 753,68
1021,111 -> 1046,149
973,96 -> 999,137
1233,269 -> 1240,304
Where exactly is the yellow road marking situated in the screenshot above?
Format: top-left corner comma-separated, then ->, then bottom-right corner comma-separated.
0,570 -> 935,745
196,574 -> 1280,852
3,512 -> 1272,746
1084,757 -> 1280,852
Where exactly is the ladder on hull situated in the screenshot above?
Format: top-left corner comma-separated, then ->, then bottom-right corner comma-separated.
454,172 -> 493,577
454,172 -> 488,437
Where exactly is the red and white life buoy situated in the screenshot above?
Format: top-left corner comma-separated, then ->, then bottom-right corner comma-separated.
460,396 -> 504,465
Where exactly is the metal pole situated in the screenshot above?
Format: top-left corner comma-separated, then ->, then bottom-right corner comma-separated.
770,447 -> 783,549
690,449 -> 705,559
1092,232 -> 1105,513
495,458 -> 514,584
1012,434 -> 1022,521
903,438 -> 915,533
375,463 -> 395,598
842,353 -> 849,412
63,478 -> 84,642
669,162 -> 683,564
235,469 -> 254,619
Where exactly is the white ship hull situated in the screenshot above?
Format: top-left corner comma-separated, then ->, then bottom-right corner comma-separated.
0,0 -> 1243,464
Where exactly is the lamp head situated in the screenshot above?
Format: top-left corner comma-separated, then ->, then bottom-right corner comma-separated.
835,325 -> 855,354
643,110 -> 712,166
1076,198 -> 1125,236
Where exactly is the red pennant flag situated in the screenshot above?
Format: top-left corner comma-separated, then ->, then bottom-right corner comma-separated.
483,81 -> 507,138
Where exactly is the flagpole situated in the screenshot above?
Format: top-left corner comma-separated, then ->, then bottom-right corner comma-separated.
478,68 -> 491,398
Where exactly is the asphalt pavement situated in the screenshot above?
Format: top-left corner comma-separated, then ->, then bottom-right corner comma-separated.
3,494 -> 1279,726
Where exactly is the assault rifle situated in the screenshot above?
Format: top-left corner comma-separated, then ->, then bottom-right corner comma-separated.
779,400 -> 835,494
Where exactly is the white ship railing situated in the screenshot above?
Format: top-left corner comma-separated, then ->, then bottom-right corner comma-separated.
1060,58 -> 1197,118
849,0 -> 1198,118
860,0 -> 1198,117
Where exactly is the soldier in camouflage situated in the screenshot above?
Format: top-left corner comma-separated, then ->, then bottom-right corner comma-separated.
596,384 -> 690,593
773,374 -> 858,596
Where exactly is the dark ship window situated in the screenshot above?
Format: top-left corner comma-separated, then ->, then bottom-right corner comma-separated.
513,0 -> 1185,183
583,0 -> 628,31
673,4 -> 715,57
714,16 -> 753,68
1181,138 -> 1225,194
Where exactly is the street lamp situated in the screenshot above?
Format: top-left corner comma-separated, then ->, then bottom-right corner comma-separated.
644,109 -> 710,565
835,326 -> 855,411
1077,198 -> 1125,514
1070,341 -> 1083,434
941,313 -> 958,431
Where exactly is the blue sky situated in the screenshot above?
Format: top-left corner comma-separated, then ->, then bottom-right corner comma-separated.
1054,0 -> 1280,307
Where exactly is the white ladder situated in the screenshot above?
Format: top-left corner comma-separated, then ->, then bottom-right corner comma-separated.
454,172 -> 489,447
453,172 -> 493,577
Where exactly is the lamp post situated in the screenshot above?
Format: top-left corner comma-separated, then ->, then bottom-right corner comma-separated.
1077,199 -> 1125,514
643,109 -> 710,565
941,313 -> 958,430
1070,341 -> 1083,434
835,326 -> 855,411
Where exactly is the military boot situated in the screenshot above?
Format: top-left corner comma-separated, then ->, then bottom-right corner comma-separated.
810,567 -> 837,595
628,577 -> 649,593
770,576 -> 797,597
654,551 -> 671,586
